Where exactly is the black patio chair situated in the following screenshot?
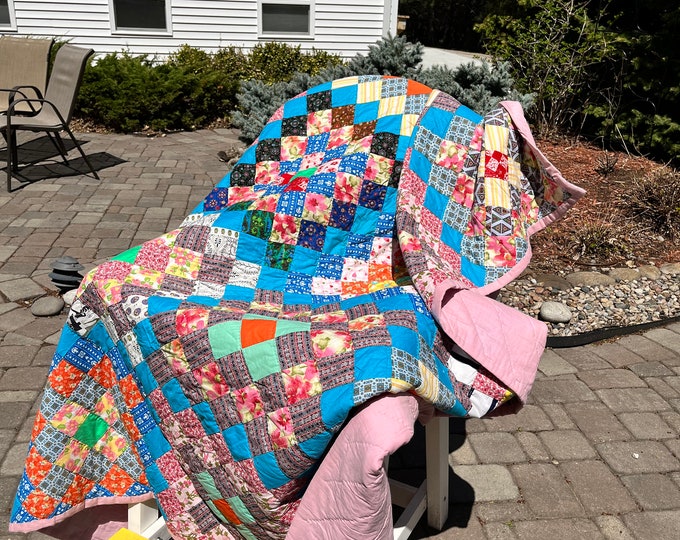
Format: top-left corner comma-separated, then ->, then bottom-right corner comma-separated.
2,44 -> 100,192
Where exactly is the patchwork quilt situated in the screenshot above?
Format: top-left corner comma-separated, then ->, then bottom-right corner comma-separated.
10,75 -> 584,539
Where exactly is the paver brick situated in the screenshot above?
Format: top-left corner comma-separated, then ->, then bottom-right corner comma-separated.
514,432 -> 550,462
528,377 -> 598,404
594,515 -> 635,540
542,403 -> 576,430
596,387 -> 671,413
0,278 -> 45,302
468,433 -> 526,464
0,367 -> 50,391
560,460 -> 636,515
629,361 -> 674,377
566,401 -> 632,443
553,346 -> 611,370
451,464 -> 518,502
623,510 -> 680,540
538,349 -> 577,376
511,463 -> 583,518
644,327 -> 680,354
618,334 -> 679,365
512,518 -> 603,539
596,440 -> 679,474
538,430 -> 598,461
617,412 -> 676,439
481,404 -> 553,433
578,369 -> 646,390
621,473 -> 680,510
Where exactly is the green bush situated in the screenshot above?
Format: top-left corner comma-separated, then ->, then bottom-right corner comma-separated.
75,43 -> 338,133
232,35 -> 532,143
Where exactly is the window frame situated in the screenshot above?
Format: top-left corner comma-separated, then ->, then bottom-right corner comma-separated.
258,0 -> 315,39
0,0 -> 17,31
109,0 -> 172,36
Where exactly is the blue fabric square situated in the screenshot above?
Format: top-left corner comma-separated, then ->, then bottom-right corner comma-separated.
145,426 -> 172,460
307,132 -> 329,153
306,172 -> 336,197
441,224 -> 464,252
317,254 -> 344,278
423,184 -> 448,219
345,233 -> 372,260
147,296 -> 182,316
322,226 -> 348,255
395,134 -> 412,161
256,267 -> 288,291
338,152 -> 368,177
161,378 -> 191,413
224,424 -> 251,461
320,384 -> 354,430
279,158 -> 302,175
222,285 -> 256,303
283,95 -> 308,118
298,431 -> 333,459
285,272 -> 313,295
234,232 -> 266,264
134,361 -> 158,393
253,452 -> 291,490
55,324 -> 80,358
134,319 -> 160,358
308,80 -> 332,94
289,245 -> 320,274
297,219 -> 326,251
193,402 -> 221,436
350,206 -> 378,236
64,338 -> 103,372
323,145 -> 347,162
259,119 -> 282,141
354,101 -> 380,123
354,346 -> 392,380
419,107 -> 454,136
387,325 -> 420,357
144,462 -> 170,492
455,105 -> 483,123
331,85 -> 358,107
375,115 -> 401,134
277,191 -> 305,217
461,257 -> 486,287
204,187 -> 230,211
408,149 -> 432,181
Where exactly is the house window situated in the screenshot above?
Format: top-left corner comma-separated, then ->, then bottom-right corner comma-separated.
0,0 -> 16,30
110,0 -> 170,33
260,1 -> 313,36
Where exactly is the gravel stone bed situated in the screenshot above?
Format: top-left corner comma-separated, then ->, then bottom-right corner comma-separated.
498,263 -> 680,337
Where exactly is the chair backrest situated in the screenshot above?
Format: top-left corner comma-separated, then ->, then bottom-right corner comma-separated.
43,44 -> 94,125
0,36 -> 53,113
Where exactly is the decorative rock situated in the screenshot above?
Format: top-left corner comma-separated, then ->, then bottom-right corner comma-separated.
608,268 -> 640,282
638,265 -> 662,280
539,301 -> 573,323
534,273 -> 573,291
62,289 -> 78,306
30,296 -> 65,317
660,262 -> 680,275
565,271 -> 616,287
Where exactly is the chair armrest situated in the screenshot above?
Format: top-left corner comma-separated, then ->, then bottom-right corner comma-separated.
0,86 -> 45,115
6,97 -> 67,126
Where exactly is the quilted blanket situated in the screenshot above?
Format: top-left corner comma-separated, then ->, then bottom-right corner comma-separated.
10,75 -> 584,539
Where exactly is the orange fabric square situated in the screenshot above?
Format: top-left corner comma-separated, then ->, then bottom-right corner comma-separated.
25,446 -> 52,486
100,464 -> 135,495
48,359 -> 84,397
62,475 -> 96,506
240,318 -> 277,349
119,374 -> 145,410
23,489 -> 58,519
88,354 -> 117,389
407,80 -> 432,95
213,499 -> 242,525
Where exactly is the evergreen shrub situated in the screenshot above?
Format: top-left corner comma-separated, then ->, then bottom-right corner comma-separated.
232,34 -> 531,143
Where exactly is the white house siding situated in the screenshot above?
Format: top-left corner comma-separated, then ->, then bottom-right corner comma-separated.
2,0 -> 396,59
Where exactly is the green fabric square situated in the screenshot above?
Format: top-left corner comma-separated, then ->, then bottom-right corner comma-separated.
228,496 -> 255,524
111,245 -> 141,263
242,340 -> 280,381
196,471 -> 222,500
274,319 -> 311,337
208,321 -> 242,359
73,414 -> 109,447
266,242 -> 295,271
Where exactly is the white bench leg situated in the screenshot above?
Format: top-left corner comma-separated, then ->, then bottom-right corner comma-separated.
425,416 -> 449,530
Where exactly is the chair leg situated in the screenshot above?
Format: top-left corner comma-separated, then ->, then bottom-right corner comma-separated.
62,127 -> 99,180
6,129 -> 13,193
47,132 -> 69,164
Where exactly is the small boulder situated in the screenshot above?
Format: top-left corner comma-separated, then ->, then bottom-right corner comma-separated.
31,296 -> 65,317
62,289 -> 78,306
539,301 -> 573,323
638,265 -> 662,280
565,271 -> 616,287
608,268 -> 640,282
660,262 -> 680,275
